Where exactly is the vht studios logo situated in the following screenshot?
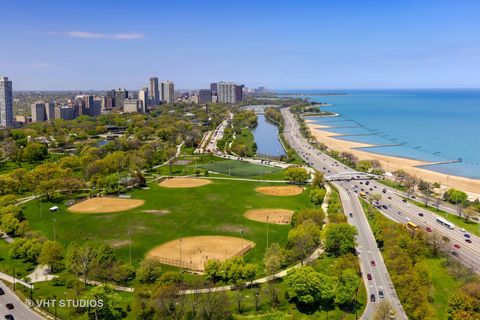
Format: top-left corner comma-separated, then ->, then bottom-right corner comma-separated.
27,299 -> 104,308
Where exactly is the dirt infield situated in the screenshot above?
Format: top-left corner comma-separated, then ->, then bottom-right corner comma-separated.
68,198 -> 145,213
159,177 -> 212,188
245,209 -> 294,224
255,185 -> 303,196
148,236 -> 255,271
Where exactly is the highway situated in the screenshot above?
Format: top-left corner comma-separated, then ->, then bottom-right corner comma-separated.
0,281 -> 43,320
281,107 -> 408,319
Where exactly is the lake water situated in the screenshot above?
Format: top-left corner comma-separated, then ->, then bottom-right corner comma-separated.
251,114 -> 285,157
295,89 -> 480,180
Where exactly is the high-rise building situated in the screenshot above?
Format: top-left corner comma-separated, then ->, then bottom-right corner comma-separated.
149,77 -> 159,105
123,99 -> 143,113
55,106 -> 76,120
0,77 -> 13,128
138,87 -> 149,112
92,98 -> 102,116
198,89 -> 212,104
31,102 -> 47,123
235,84 -> 244,103
218,82 -> 237,103
45,102 -> 55,121
210,83 -> 217,95
115,88 -> 128,108
162,81 -> 174,104
106,90 -> 115,109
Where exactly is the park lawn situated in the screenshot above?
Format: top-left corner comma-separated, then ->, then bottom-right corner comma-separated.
231,128 -> 256,157
428,258 -> 462,320
20,179 -> 310,273
408,199 -> 480,237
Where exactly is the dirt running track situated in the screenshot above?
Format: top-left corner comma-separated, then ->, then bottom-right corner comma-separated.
68,198 -> 145,213
148,236 -> 255,271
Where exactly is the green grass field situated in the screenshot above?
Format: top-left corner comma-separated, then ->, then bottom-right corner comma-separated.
21,179 -> 309,271
197,159 -> 282,178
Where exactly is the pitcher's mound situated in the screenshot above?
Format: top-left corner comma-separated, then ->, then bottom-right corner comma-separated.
148,236 -> 255,271
159,178 -> 212,188
68,198 -> 145,213
255,185 -> 303,196
245,209 -> 293,224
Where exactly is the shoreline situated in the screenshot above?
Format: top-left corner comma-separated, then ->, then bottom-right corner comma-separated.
305,119 -> 480,199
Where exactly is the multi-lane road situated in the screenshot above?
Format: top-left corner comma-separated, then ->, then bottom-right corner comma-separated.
0,281 -> 43,320
282,106 -> 480,317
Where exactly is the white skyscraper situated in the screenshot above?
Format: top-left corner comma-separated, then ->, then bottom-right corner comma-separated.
138,87 -> 149,112
162,81 -> 174,104
0,77 -> 13,128
218,82 -> 237,104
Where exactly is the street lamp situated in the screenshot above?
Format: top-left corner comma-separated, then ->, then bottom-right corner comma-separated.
266,216 -> 269,250
52,218 -> 57,241
127,229 -> 133,265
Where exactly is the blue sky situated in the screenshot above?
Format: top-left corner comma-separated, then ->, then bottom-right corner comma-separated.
1,0 -> 480,90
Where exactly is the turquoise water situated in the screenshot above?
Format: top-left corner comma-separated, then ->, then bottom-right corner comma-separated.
251,114 -> 285,157
298,89 -> 480,180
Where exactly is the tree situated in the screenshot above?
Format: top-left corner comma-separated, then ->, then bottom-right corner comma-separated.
65,243 -> 97,285
287,220 -> 321,262
291,208 -> 325,228
84,284 -> 124,320
418,180 -> 432,207
283,166 -> 309,184
463,205 -> 478,223
151,284 -> 185,320
199,289 -> 231,320
204,259 -> 222,283
263,243 -> 284,277
21,142 -> 48,163
335,269 -> 360,308
286,266 -> 335,308
1,213 -> 21,236
312,171 -> 325,189
38,240 -> 63,272
310,188 -> 326,205
137,258 -> 163,283
323,223 -> 357,256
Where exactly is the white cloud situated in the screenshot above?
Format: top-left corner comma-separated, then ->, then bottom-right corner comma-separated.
46,31 -> 145,40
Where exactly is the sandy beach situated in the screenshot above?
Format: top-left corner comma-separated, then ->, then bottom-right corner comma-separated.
305,120 -> 480,199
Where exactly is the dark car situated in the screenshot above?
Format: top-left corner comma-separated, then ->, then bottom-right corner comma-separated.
387,196 -> 392,199
465,239 -> 472,244
367,274 -> 372,280
451,251 -> 458,256
382,188 -> 387,193
0,288 -> 4,295
464,233 -> 471,238
418,212 -> 424,217
402,199 -> 407,203
5,315 -> 14,320
6,303 -> 14,310
382,205 -> 388,209
365,181 -> 370,185
379,290 -> 384,298
370,294 -> 376,302
371,260 -> 376,266
349,213 -> 353,217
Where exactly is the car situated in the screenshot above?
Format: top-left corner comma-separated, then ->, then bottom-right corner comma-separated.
454,244 -> 461,249
370,294 -> 376,302
370,188 -> 373,191
388,196 -> 392,199
6,303 -> 14,310
354,190 -> 358,193
359,182 -> 363,184
374,185 -> 377,188
382,188 -> 387,193
5,315 -> 14,320
402,199 -> 407,203
426,227 -> 432,232
371,260 -> 376,266
0,288 -> 4,295
349,213 -> 353,217
379,290 -> 384,298
382,205 -> 388,209
418,212 -> 424,217
367,274 -> 372,280
464,233 -> 471,238
465,239 -> 472,243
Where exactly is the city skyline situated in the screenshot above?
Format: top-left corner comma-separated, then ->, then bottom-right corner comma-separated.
2,0 -> 480,90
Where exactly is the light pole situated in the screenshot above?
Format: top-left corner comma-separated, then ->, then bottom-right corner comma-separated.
179,237 -> 183,268
266,216 -> 269,250
52,218 -> 57,241
240,229 -> 244,250
127,229 -> 133,265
